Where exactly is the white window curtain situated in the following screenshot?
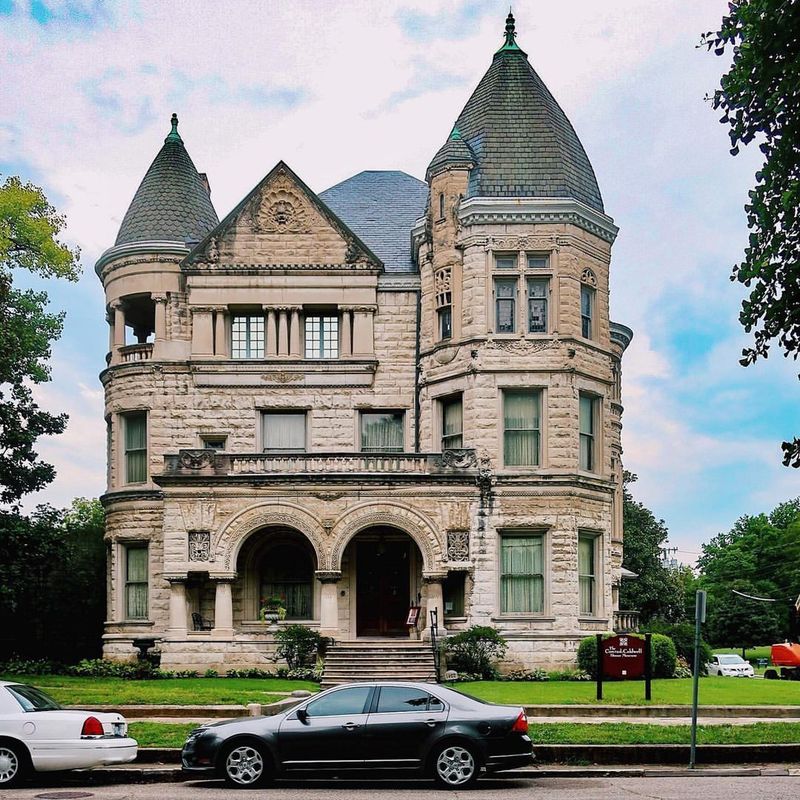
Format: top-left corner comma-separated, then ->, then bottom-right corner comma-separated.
441,397 -> 463,450
361,412 -> 404,452
125,546 -> 148,620
263,413 -> 306,452
501,536 -> 544,613
503,391 -> 540,466
578,535 -> 596,615
124,413 -> 147,483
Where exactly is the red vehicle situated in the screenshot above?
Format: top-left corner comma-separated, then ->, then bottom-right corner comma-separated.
764,643 -> 800,680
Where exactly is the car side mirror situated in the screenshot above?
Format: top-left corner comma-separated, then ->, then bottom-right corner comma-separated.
296,707 -> 309,723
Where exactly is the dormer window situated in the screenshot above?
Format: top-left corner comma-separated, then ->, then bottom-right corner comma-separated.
305,314 -> 339,359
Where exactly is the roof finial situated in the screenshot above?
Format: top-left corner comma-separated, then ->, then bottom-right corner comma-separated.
504,9 -> 516,47
165,112 -> 182,143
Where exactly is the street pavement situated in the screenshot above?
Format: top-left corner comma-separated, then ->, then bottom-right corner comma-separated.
5,773 -> 800,800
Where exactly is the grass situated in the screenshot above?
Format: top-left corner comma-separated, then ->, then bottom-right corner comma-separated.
713,646 -> 772,662
126,720 -> 800,749
0,675 -> 318,706
453,677 -> 800,706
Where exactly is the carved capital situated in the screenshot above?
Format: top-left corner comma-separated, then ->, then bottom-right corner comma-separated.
315,570 -> 343,584
164,574 -> 188,584
209,573 -> 237,583
152,294 -> 168,304
422,571 -> 448,584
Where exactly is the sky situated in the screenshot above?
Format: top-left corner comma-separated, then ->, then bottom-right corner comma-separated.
0,0 -> 797,562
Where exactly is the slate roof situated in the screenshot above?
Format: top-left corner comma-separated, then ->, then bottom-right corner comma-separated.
320,171 -> 428,273
431,17 -> 604,212
115,115 -> 219,246
426,127 -> 476,181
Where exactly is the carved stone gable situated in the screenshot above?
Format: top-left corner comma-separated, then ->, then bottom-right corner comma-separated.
248,171 -> 314,234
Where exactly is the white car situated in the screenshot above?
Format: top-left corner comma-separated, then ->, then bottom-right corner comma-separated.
705,654 -> 755,677
0,680 -> 137,787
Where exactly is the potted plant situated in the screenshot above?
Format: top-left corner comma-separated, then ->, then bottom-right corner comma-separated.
259,596 -> 287,623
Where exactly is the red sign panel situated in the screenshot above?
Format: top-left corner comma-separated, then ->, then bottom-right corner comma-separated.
602,635 -> 646,679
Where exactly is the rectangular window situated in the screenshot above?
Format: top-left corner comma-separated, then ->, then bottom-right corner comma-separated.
202,436 -> 227,450
503,390 -> 540,466
125,544 -> 148,620
527,254 -> 549,269
438,307 -> 452,340
263,412 -> 306,453
581,285 -> 594,339
361,411 -> 404,453
440,395 -> 463,450
124,412 -> 147,484
435,267 -> 453,341
231,314 -> 265,358
500,534 -> 544,613
305,315 -> 339,359
527,278 -> 548,333
579,393 -> 596,471
495,254 -> 517,270
579,533 -> 597,615
494,278 -> 517,333
444,572 -> 465,617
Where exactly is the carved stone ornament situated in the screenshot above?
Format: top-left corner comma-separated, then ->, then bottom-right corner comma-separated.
188,530 -> 211,562
312,492 -> 344,501
345,239 -> 360,264
485,339 -> 558,355
447,529 -> 470,561
581,267 -> 598,286
439,448 -> 478,469
250,173 -> 312,234
179,500 -> 217,532
207,237 -> 219,263
433,346 -> 459,365
261,371 -> 303,383
179,449 -> 218,470
488,235 -> 559,252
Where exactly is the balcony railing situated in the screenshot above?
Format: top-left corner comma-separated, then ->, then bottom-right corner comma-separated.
119,343 -> 154,363
161,448 -> 480,479
613,610 -> 640,634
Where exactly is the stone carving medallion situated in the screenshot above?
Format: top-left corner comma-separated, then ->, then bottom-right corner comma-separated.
447,530 -> 470,561
250,173 -> 312,234
188,531 -> 211,562
581,267 -> 598,286
439,448 -> 478,469
179,449 -> 217,470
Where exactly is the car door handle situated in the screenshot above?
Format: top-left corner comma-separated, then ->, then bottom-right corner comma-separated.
342,722 -> 359,731
425,719 -> 438,727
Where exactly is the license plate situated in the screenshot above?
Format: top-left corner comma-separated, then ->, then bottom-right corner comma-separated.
113,723 -> 125,736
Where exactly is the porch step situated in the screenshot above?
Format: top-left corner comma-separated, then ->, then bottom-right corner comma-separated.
321,642 -> 437,688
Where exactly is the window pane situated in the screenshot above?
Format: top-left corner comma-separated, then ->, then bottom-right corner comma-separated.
500,536 -> 544,613
264,413 -> 306,452
376,686 -> 431,713
579,535 -> 596,615
527,278 -> 548,333
125,414 -> 147,483
307,686 -> 371,717
579,395 -> 594,435
442,397 -> 463,450
232,315 -> 265,358
438,306 -> 452,340
495,255 -> 517,270
581,286 -> 594,339
503,391 -> 540,466
305,315 -> 339,359
579,395 -> 595,471
361,412 -> 404,452
527,255 -> 549,269
126,546 -> 148,620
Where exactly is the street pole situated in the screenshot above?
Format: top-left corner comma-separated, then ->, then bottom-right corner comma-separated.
689,589 -> 706,769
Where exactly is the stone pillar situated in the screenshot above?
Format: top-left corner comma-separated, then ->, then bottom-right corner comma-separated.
289,307 -> 302,357
166,577 -> 188,638
423,573 -> 447,636
214,308 -> 227,357
191,307 -> 215,356
113,301 -> 126,344
265,308 -> 277,356
352,305 -> 375,357
212,577 -> 236,637
316,571 -> 342,637
277,309 -> 289,356
340,308 -> 352,357
153,294 -> 168,342
106,311 -> 114,360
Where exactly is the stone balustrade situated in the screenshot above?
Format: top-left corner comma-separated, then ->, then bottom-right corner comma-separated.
613,609 -> 640,633
119,343 -> 154,363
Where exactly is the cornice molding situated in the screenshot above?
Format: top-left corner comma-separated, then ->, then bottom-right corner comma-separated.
95,241 -> 190,277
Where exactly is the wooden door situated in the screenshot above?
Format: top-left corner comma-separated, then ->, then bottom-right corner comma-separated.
356,541 -> 410,636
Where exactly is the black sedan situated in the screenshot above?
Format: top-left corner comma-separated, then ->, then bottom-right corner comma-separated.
182,681 -> 533,789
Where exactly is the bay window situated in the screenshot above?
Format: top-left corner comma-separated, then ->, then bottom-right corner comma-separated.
503,390 -> 541,466
500,533 -> 544,614
494,278 -> 517,333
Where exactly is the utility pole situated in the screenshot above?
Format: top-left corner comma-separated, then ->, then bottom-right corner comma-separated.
689,590 -> 706,769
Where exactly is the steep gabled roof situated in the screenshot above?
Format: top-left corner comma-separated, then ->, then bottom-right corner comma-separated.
428,13 -> 604,212
320,171 -> 427,273
115,114 -> 219,246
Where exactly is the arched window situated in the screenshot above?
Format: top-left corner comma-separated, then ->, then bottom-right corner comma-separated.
259,542 -> 314,619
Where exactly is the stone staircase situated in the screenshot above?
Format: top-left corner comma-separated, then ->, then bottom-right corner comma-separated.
321,640 -> 437,688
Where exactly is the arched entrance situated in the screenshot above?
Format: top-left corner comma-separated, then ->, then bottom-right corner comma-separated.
236,527 -> 318,622
344,527 -> 423,637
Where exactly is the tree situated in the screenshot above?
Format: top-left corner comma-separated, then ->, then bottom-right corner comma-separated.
619,473 -> 686,624
0,176 -> 80,504
704,580 -> 782,655
702,1 -> 800,467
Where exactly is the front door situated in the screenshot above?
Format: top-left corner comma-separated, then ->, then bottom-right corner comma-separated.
356,540 -> 410,636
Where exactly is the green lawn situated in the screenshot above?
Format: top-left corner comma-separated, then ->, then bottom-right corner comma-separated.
454,677 -> 800,705
130,722 -> 198,748
0,675 -> 318,706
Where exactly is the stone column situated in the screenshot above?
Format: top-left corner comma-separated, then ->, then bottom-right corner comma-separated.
106,311 -> 114,361
214,308 -> 228,357
153,294 -> 168,342
212,576 -> 236,638
166,577 -> 188,638
277,308 -> 289,356
191,307 -> 215,356
289,307 -> 302,357
316,571 -> 342,637
423,573 -> 448,636
265,307 -> 277,356
340,308 -> 352,357
352,305 -> 376,357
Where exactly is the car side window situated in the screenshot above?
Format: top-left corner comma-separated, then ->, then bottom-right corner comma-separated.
305,686 -> 372,717
376,686 -> 439,713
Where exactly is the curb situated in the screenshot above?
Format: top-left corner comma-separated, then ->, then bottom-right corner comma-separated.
524,705 -> 800,719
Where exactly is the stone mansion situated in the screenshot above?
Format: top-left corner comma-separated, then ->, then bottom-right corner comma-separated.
97,14 -> 633,672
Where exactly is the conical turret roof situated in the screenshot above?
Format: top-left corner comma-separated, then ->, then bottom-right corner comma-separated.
430,13 -> 604,212
115,114 -> 219,246
426,126 -> 476,181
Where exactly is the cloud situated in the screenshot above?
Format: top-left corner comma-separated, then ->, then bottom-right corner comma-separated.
395,0 -> 497,42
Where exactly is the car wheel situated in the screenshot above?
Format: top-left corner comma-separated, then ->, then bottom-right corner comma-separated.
222,741 -> 271,789
433,742 -> 479,789
717,670 -> 723,676
0,741 -> 27,788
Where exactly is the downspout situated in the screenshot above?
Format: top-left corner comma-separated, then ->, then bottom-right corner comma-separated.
413,285 -> 422,453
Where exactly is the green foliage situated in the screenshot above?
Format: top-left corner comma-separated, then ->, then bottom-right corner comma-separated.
444,625 -> 507,679
702,1 -> 800,466
577,633 -> 677,679
619,473 -> 687,624
227,668 -> 276,679
0,176 -> 80,503
501,668 -> 549,682
273,624 -> 326,670
645,620 -> 713,671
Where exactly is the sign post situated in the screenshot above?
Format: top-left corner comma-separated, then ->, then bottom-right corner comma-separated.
596,634 -> 603,700
689,590 -> 707,769
644,633 -> 652,701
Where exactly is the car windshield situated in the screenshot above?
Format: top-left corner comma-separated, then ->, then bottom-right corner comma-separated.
7,684 -> 63,712
718,655 -> 746,665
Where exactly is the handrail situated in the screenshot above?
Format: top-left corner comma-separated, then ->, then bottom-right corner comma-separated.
429,608 -> 441,682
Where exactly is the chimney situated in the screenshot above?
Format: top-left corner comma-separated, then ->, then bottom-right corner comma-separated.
199,172 -> 211,197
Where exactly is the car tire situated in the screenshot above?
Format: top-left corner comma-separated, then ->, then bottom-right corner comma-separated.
0,741 -> 28,788
717,670 -> 722,676
432,741 -> 480,789
221,741 -> 272,789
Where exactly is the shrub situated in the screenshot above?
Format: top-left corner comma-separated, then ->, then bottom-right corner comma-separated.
67,658 -> 161,679
0,657 -> 65,675
548,668 -> 592,682
577,633 -> 677,679
203,669 -> 219,678
645,620 -> 713,672
502,668 -> 549,682
226,668 -> 274,679
444,626 -> 507,679
274,625 -> 326,670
